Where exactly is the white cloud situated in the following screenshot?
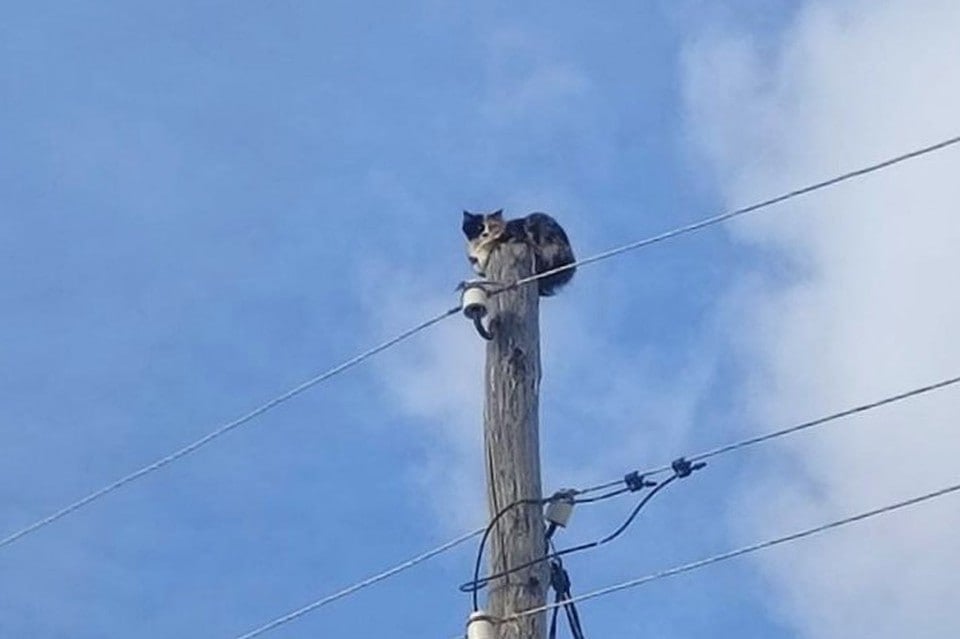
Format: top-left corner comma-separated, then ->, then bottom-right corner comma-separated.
378,298 -> 488,531
683,1 -> 960,637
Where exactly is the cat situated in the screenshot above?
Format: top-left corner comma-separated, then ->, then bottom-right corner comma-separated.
461,209 -> 576,296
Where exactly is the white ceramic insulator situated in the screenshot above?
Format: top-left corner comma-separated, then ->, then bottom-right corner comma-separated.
466,611 -> 496,639
545,497 -> 574,528
461,285 -> 488,320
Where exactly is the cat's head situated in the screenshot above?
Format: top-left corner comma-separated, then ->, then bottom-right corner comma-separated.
462,209 -> 505,241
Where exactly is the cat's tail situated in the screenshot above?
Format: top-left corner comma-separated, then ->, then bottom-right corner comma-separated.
523,213 -> 576,296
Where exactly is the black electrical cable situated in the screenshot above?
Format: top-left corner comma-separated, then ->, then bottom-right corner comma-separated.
469,497 -> 550,612
589,473 -> 679,545
588,458 -> 704,547
547,542 -> 560,639
548,598 -> 561,639
505,480 -> 960,625
461,460 -> 703,594
548,546 -> 587,639
548,562 -> 567,639
463,478 -> 669,592
564,596 -> 586,639
461,372 -> 960,609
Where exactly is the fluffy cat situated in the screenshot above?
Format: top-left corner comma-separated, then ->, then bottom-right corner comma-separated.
461,209 -> 576,296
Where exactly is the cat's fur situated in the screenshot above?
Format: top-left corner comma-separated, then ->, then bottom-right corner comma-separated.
462,209 -> 576,296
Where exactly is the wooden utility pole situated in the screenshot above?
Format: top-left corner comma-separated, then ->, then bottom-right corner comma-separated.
483,240 -> 547,639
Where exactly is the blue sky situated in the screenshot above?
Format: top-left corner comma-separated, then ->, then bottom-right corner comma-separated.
3,2 -> 959,638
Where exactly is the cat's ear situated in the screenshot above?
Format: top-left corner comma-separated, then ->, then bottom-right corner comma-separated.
463,210 -> 478,221
490,209 -> 504,220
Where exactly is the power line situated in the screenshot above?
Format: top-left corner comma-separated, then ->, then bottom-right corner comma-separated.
547,550 -> 587,639
504,480 -> 960,623
464,477 -> 677,594
462,460 -> 703,595
447,372 -> 959,639
458,374 -> 959,599
0,305 -> 461,551
505,133 -> 960,292
6,134 -> 958,551
577,373 -> 960,495
235,526 -> 483,639
468,497 -> 550,611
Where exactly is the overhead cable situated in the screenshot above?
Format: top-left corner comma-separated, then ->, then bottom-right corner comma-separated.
8,132 -> 959,550
463,459 -> 704,596
235,526 -> 484,639
577,374 -> 960,496
505,481 -> 960,622
505,134 -> 960,293
0,305 -> 461,551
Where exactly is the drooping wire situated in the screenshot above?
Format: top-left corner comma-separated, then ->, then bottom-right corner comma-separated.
583,473 -> 681,546
459,372 -> 960,595
449,372 -> 960,638
469,474 -> 674,590
575,373 -> 960,497
234,526 -> 483,639
0,305 -> 461,551
468,497 -> 552,611
240,386 -> 957,639
498,134 -> 960,294
503,480 -> 960,623
462,459 -> 703,595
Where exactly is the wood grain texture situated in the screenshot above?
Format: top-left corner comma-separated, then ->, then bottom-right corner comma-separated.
483,240 -> 547,639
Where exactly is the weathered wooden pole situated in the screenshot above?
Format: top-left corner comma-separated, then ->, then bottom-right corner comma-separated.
483,240 -> 547,639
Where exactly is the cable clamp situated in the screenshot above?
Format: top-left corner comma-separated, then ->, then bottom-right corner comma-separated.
623,470 -> 657,493
623,471 -> 657,492
671,457 -> 706,478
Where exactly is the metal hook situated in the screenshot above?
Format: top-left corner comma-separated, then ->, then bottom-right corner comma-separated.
472,315 -> 494,340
